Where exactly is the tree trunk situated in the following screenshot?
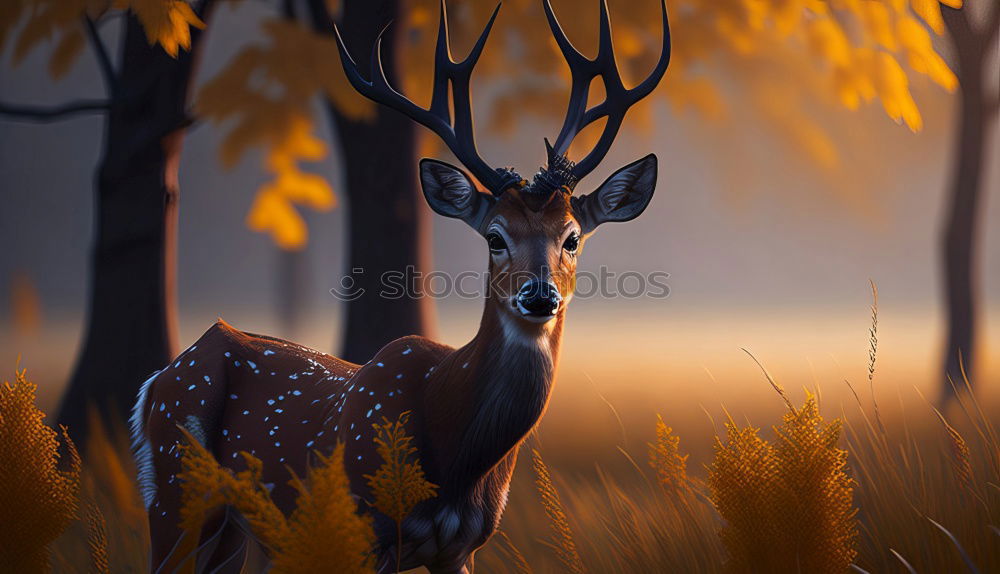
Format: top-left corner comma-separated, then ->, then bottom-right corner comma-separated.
57,15 -> 203,439
307,0 -> 436,363
939,5 -> 994,401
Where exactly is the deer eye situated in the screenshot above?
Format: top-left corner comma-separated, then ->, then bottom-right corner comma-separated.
562,232 -> 580,254
486,232 -> 508,253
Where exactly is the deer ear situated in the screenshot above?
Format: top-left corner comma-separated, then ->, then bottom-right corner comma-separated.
571,154 -> 657,234
420,158 -> 496,232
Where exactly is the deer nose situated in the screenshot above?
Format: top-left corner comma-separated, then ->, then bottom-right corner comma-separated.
516,279 -> 562,318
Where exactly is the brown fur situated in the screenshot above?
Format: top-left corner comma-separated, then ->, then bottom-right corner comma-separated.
135,191 -> 585,574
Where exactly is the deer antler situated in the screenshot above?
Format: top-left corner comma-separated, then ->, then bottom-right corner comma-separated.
543,0 -> 671,187
334,1 -> 520,195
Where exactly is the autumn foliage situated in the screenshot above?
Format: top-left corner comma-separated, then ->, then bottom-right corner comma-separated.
0,0 -> 963,247
0,368 -> 81,572
196,17 -> 375,249
708,394 -> 858,573
178,432 -> 376,574
647,414 -> 690,497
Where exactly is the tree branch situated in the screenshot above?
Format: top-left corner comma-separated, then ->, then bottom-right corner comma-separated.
83,15 -> 118,94
0,99 -> 110,122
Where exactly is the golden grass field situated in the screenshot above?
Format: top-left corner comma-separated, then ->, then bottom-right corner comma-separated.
2,366 -> 999,572
2,297 -> 999,573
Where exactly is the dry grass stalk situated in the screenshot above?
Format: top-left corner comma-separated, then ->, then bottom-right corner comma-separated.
741,348 -> 793,410
85,503 -> 110,574
178,429 -> 375,573
648,414 -> 690,496
931,408 -> 975,496
85,408 -> 146,524
494,529 -> 534,574
709,394 -> 858,573
0,367 -> 81,572
531,448 -> 586,574
866,280 -> 886,436
364,411 -> 438,572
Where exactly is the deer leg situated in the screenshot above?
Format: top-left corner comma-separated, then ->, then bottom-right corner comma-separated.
195,508 -> 250,574
425,553 -> 473,574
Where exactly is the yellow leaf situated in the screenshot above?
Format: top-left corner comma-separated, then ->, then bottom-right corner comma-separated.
0,0 -> 29,51
126,0 -> 204,57
807,18 -> 851,67
875,52 -> 922,131
246,189 -> 309,251
13,12 -> 54,65
897,14 -> 957,91
49,27 -> 84,78
863,2 -> 897,50
910,0 -> 945,34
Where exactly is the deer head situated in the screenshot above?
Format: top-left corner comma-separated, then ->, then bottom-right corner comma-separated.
335,0 -> 669,330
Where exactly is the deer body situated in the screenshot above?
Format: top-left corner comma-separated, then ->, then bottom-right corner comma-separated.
135,304 -> 558,572
135,1 -> 669,572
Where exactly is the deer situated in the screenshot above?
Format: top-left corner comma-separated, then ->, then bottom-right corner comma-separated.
131,1 -> 670,572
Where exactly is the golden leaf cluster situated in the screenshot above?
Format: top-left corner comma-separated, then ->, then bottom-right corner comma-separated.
0,367 -> 82,572
648,414 -> 691,496
178,431 -> 375,574
85,503 -> 111,574
531,448 -> 586,574
708,394 -> 858,574
197,18 -> 375,250
2,0 -> 104,78
364,411 -> 438,526
1,0 -> 204,79
2,0 -> 964,245
116,0 -> 205,57
400,0 -> 960,171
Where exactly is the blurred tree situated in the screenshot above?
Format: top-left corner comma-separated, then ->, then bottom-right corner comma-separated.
939,2 -> 997,401
0,0 -> 211,439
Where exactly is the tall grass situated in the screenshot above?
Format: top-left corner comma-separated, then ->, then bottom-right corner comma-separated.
0,367 -> 81,572
4,317 -> 998,574
178,430 -> 375,573
844,373 -> 1000,572
709,393 -> 858,573
365,411 -> 438,572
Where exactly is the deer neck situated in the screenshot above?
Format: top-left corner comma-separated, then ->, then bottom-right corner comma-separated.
425,300 -> 564,492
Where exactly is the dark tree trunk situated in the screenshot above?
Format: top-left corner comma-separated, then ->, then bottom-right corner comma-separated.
939,4 -> 997,401
307,0 -> 436,363
57,14 -> 205,439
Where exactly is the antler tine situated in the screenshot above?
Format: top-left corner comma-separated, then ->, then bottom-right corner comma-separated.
428,0 -> 453,121
450,3 -> 501,171
543,0 -> 589,154
334,2 -> 512,194
544,0 -> 671,183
